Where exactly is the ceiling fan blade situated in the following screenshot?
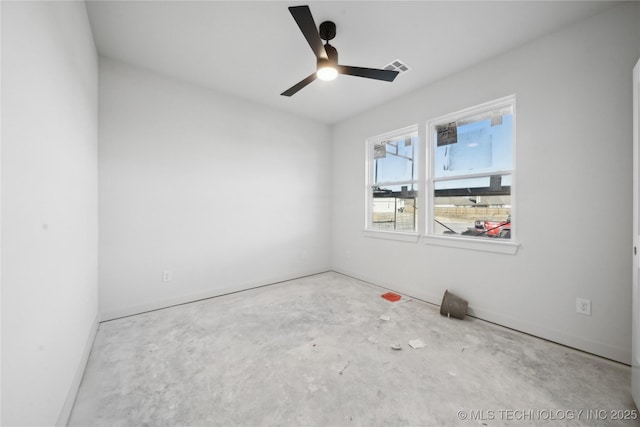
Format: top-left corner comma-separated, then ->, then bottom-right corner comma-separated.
281,72 -> 318,97
288,6 -> 328,60
338,65 -> 399,82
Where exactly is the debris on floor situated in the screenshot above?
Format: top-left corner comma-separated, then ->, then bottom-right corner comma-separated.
408,339 -> 425,349
390,343 -> 402,350
440,289 -> 468,320
338,361 -> 350,375
379,314 -> 391,321
381,292 -> 401,302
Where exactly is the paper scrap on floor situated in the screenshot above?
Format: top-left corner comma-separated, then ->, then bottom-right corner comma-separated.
408,339 -> 425,349
379,315 -> 391,321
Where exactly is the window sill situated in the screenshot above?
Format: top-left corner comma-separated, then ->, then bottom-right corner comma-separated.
363,230 -> 420,243
422,234 -> 519,255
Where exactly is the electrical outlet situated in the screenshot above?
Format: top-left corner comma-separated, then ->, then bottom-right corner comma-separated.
162,270 -> 172,282
576,298 -> 591,315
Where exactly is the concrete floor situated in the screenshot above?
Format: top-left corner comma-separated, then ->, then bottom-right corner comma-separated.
69,272 -> 638,426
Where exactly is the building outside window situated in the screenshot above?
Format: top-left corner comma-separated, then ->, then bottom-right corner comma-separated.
366,126 -> 419,233
428,96 -> 515,241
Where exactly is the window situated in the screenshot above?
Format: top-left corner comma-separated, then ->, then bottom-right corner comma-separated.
428,96 -> 515,242
366,126 -> 419,233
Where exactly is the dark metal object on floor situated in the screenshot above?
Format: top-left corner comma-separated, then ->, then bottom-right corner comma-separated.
440,290 -> 468,320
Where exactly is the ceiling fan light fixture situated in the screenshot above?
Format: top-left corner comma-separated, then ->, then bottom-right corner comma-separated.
317,65 -> 338,81
317,43 -> 338,81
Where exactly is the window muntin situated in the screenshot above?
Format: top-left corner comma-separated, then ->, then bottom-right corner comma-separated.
428,97 -> 515,241
367,127 -> 419,233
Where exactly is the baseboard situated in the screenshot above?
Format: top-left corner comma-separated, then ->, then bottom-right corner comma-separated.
331,268 -> 631,365
56,313 -> 100,426
100,268 -> 332,322
468,306 -> 631,365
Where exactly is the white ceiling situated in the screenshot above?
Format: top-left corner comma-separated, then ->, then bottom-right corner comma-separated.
85,1 -> 618,124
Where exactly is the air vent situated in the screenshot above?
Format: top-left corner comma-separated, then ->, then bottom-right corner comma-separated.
384,59 -> 411,74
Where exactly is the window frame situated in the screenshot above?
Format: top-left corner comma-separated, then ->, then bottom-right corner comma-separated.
364,125 -> 420,239
425,95 -> 518,254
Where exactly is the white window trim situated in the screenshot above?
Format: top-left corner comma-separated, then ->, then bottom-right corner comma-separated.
422,234 -> 519,254
426,95 -> 518,252
364,229 -> 421,243
364,124 -> 419,235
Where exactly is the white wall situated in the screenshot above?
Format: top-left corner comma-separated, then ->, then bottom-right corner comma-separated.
331,3 -> 640,364
99,58 -> 332,319
1,2 -> 99,425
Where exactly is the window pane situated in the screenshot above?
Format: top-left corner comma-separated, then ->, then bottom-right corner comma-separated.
433,175 -> 511,238
371,184 -> 417,232
429,97 -> 515,242
367,126 -> 419,234
374,135 -> 418,184
434,112 -> 513,179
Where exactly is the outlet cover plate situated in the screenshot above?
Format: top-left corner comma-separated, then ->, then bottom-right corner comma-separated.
576,297 -> 591,315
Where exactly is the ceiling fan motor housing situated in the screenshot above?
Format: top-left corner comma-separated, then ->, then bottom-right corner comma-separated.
319,21 -> 336,41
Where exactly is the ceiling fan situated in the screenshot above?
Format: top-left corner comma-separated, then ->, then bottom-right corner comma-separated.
281,5 -> 399,97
